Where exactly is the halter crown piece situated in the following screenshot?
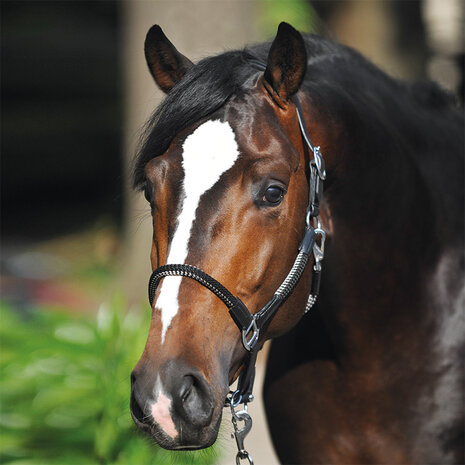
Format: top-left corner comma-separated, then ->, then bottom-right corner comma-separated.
147,60 -> 326,465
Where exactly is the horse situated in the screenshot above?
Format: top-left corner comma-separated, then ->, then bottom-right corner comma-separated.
129,22 -> 464,464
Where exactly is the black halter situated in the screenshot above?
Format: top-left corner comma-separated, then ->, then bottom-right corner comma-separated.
147,61 -> 326,406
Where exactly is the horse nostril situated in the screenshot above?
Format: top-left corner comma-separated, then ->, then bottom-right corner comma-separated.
131,371 -> 136,386
180,375 -> 194,403
174,373 -> 213,427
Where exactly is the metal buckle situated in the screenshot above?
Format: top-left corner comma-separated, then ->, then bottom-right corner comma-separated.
313,146 -> 326,180
242,318 -> 259,352
313,223 -> 326,264
308,161 -> 324,220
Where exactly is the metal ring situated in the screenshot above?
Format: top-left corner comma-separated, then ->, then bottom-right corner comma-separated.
236,451 -> 254,465
311,216 -> 322,231
242,318 -> 259,352
230,390 -> 243,407
313,227 -> 326,263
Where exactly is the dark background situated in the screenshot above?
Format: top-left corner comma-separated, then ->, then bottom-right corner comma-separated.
1,1 -> 122,242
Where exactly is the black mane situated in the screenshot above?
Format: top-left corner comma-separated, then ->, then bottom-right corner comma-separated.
133,35 -> 463,246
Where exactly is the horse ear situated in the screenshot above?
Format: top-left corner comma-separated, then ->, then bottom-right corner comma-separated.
144,25 -> 193,93
264,22 -> 307,102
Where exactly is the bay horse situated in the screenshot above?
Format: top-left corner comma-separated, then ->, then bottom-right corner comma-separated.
130,22 -> 464,464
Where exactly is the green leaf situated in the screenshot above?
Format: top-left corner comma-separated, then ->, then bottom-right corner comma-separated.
0,300 -> 219,464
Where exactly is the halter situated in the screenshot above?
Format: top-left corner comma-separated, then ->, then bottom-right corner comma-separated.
147,61 -> 326,464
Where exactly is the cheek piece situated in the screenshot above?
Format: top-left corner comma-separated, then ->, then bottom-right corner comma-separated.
147,60 -> 326,464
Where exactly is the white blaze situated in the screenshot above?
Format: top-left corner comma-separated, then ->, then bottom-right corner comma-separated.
155,120 -> 240,342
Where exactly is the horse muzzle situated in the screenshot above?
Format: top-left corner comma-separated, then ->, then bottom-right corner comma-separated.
130,360 -> 223,449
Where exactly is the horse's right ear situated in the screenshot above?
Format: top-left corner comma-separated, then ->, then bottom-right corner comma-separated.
264,22 -> 307,103
144,25 -> 193,93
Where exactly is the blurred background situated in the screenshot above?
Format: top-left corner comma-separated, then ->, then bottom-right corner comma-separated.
1,1 -> 463,464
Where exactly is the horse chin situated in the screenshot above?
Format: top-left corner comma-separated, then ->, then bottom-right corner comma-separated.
140,411 -> 222,451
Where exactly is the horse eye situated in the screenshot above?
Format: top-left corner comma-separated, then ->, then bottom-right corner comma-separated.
263,186 -> 284,205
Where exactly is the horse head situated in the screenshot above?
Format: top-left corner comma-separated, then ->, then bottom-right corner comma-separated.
130,23 -> 323,450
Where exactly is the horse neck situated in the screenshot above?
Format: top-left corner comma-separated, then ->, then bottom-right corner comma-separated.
307,101 -> 462,370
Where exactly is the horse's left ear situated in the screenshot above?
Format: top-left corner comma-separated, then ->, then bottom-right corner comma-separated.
144,25 -> 193,93
264,22 -> 307,102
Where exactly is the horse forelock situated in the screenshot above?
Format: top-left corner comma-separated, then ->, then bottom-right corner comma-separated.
133,50 -> 259,190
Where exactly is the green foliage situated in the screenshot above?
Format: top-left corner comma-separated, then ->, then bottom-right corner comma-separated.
257,0 -> 317,37
0,299 -> 218,465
